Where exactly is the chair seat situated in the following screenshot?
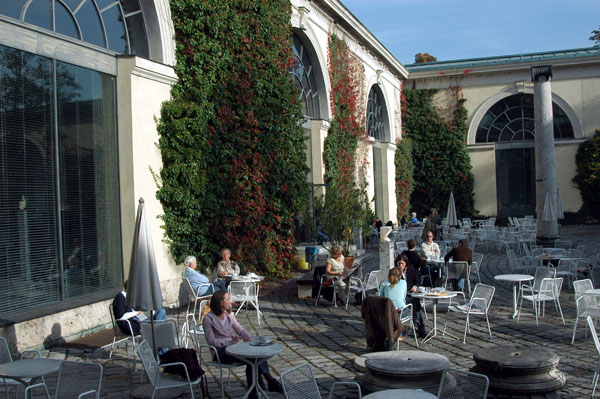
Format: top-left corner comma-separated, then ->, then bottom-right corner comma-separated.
448,304 -> 485,315
156,372 -> 203,389
202,360 -> 244,369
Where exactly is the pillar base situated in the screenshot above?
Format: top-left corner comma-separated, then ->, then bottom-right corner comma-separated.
536,235 -> 559,248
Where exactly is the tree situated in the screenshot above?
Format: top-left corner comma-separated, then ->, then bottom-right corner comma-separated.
590,26 -> 600,46
414,53 -> 437,63
573,129 -> 600,221
155,0 -> 308,275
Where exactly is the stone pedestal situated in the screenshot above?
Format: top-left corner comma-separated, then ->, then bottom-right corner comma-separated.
358,350 -> 449,394
471,345 -> 565,395
379,240 -> 394,276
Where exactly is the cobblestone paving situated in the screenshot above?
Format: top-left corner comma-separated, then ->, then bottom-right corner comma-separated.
31,225 -> 600,398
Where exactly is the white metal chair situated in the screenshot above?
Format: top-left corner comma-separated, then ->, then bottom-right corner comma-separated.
572,279 -> 600,344
587,316 -> 600,397
506,249 -> 535,274
280,363 -> 362,399
229,280 -> 261,324
137,340 -> 203,399
437,367 -> 489,399
182,278 -> 213,346
0,337 -> 51,399
33,360 -> 103,399
108,303 -> 139,368
197,344 -> 245,399
345,271 -> 379,310
471,252 -> 483,284
445,261 -> 471,297
141,318 -> 180,353
556,258 -> 579,290
444,283 -> 495,343
519,277 -> 565,326
395,303 -> 418,347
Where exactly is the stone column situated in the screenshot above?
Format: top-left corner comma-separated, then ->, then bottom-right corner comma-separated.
532,66 -> 559,246
379,227 -> 394,275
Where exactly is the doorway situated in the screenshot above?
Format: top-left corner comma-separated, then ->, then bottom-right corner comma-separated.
495,147 -> 536,217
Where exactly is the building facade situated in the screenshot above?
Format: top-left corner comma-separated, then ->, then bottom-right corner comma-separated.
0,1 -> 404,349
406,48 -> 600,217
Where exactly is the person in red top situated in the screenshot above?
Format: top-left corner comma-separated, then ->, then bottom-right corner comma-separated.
203,290 -> 282,399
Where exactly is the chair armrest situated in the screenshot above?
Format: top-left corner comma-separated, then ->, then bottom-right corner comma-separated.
471,297 -> 488,312
78,390 -> 98,399
160,362 -> 191,380
20,350 -> 41,359
195,283 -> 215,297
328,381 -> 362,399
199,344 -> 220,364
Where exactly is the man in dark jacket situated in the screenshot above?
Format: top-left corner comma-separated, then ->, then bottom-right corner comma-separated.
402,239 -> 431,286
444,239 -> 473,291
395,253 -> 428,339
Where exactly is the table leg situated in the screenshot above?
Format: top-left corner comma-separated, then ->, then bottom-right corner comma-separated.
422,300 -> 437,343
510,283 -> 518,319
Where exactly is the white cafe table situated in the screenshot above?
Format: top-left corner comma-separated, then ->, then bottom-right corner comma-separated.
494,274 -> 534,319
0,358 -> 62,397
226,341 -> 283,399
364,388 -> 437,399
412,291 -> 457,343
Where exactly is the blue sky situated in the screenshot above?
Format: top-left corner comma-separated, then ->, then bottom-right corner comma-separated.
341,0 -> 599,65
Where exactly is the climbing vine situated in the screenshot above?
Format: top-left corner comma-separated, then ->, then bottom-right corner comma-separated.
395,136 -> 414,220
573,129 -> 600,222
155,0 -> 308,275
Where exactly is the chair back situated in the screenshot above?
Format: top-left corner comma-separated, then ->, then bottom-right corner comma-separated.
471,284 -> 495,311
280,363 -> 322,399
588,316 -> 600,357
141,319 -> 179,350
472,253 -> 483,270
54,360 -> 103,399
506,250 -> 519,271
539,277 -> 562,299
0,337 -> 12,364
364,271 -> 380,292
533,267 -> 556,292
447,261 -> 468,280
437,367 -> 489,399
574,279 -> 594,298
183,277 -> 199,300
137,340 -> 160,386
108,303 -> 120,335
229,280 -> 258,302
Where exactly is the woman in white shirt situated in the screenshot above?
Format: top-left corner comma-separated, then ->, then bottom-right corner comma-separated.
325,245 -> 346,304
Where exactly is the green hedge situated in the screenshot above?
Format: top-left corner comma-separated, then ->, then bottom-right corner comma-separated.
573,129 -> 600,223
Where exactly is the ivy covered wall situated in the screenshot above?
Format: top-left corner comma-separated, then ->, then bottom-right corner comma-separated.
155,0 -> 308,275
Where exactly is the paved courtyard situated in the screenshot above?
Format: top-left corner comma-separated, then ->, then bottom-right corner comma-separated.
30,225 -> 600,398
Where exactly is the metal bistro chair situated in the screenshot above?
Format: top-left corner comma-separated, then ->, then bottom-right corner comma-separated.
281,363 -> 362,399
137,340 -> 203,399
519,277 -> 565,326
0,337 -> 51,399
445,261 -> 471,297
572,279 -> 600,344
444,283 -> 495,343
182,278 -> 214,347
345,271 -> 379,310
197,343 -> 245,399
587,315 -> 600,397
396,303 -> 418,348
27,360 -> 103,399
108,303 -> 139,368
471,252 -> 483,284
229,279 -> 262,324
437,368 -> 489,399
141,318 -> 180,353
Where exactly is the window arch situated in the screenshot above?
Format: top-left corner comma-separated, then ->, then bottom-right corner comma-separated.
367,85 -> 386,141
475,93 -> 574,143
291,33 -> 321,119
0,0 -> 150,57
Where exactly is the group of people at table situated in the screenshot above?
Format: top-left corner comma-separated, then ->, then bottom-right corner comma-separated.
112,248 -> 282,399
328,210 -> 473,340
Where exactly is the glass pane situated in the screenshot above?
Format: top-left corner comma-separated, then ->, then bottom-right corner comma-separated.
496,148 -> 536,217
76,0 -> 105,48
0,0 -> 27,19
125,12 -> 148,57
55,1 -> 80,39
24,0 -> 52,30
0,45 -> 59,314
56,62 -> 122,299
101,4 -> 128,54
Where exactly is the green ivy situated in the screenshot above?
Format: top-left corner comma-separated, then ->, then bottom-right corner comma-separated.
402,88 -> 475,218
155,0 -> 308,275
573,129 -> 600,222
395,137 -> 414,220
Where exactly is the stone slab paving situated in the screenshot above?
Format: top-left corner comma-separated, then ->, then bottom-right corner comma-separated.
25,225 -> 600,398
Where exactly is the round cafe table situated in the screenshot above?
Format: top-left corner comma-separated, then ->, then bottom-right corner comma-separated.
0,358 -> 61,395
363,388 -> 437,399
412,291 -> 457,343
494,274 -> 533,318
226,341 -> 283,399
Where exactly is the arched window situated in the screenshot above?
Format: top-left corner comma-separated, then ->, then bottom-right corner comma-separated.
367,86 -> 385,141
0,0 -> 150,57
475,93 -> 574,143
291,33 -> 320,119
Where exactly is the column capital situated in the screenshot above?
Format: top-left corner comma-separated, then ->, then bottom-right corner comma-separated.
531,65 -> 552,82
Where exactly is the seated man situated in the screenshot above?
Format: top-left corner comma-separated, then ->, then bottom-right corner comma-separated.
421,231 -> 442,285
113,280 -> 166,336
402,239 -> 430,287
444,239 -> 473,291
184,255 -> 227,296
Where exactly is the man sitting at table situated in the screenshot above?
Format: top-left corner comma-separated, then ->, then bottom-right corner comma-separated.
113,280 -> 166,336
402,239 -> 431,287
421,231 -> 442,285
444,239 -> 473,291
203,290 -> 282,399
184,255 -> 227,296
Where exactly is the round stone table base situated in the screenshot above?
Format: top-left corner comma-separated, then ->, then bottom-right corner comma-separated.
471,345 -> 566,395
359,351 -> 449,394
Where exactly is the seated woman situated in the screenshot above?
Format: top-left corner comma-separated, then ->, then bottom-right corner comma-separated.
396,254 -> 428,338
217,248 -> 240,279
203,290 -> 282,399
325,245 -> 346,305
379,268 -> 408,316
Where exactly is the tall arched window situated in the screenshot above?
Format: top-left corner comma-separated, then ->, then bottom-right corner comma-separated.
0,0 -> 150,57
291,33 -> 320,119
367,86 -> 386,141
475,93 -> 574,143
